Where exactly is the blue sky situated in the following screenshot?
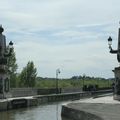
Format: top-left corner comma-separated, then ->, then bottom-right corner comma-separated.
0,0 -> 120,78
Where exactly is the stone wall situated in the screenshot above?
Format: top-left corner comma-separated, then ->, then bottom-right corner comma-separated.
61,88 -> 82,93
10,88 -> 112,98
10,88 -> 60,97
10,88 -> 37,97
61,105 -> 103,120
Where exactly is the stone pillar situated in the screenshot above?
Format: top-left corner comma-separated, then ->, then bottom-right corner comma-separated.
0,73 -> 11,99
108,27 -> 120,101
0,25 -> 12,99
113,67 -> 120,100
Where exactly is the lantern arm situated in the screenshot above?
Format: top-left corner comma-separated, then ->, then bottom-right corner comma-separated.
109,47 -> 118,54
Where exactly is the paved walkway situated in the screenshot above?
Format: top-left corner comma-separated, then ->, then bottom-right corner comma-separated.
77,95 -> 120,104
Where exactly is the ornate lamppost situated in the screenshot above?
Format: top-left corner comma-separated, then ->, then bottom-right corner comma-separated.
108,27 -> 120,100
0,25 -> 13,99
56,69 -> 60,94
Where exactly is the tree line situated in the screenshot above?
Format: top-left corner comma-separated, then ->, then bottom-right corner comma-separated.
8,48 -> 37,88
8,48 -> 114,88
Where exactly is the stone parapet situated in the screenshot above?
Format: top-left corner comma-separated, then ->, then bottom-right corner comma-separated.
62,104 -> 102,120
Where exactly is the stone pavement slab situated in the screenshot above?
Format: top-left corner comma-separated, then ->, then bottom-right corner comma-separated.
62,96 -> 120,120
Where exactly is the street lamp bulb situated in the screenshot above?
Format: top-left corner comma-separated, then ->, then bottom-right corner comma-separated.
9,41 -> 13,48
108,36 -> 112,46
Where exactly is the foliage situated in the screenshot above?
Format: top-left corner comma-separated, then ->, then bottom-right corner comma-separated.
19,61 -> 37,87
7,48 -> 18,87
35,77 -> 114,89
7,50 -> 113,89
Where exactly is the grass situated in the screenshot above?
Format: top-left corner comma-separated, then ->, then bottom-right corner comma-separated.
35,78 -> 113,89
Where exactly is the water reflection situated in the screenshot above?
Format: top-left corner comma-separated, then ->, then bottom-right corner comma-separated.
0,102 -> 63,120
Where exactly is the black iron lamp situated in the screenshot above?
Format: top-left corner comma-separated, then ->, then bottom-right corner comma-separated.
9,41 -> 13,49
4,41 -> 14,57
9,41 -> 13,55
107,36 -> 118,54
108,36 -> 112,49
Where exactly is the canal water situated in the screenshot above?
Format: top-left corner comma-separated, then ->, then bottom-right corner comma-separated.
0,102 -> 69,120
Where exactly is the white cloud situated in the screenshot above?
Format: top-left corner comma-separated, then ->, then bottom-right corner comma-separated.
14,36 -> 117,78
1,0 -> 120,29
0,0 -> 120,78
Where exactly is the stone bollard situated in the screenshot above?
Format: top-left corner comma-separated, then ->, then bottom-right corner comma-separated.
113,67 -> 120,100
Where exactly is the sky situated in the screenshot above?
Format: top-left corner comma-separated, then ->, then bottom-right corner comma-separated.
0,0 -> 120,78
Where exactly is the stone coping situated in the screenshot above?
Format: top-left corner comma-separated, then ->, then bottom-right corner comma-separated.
62,96 -> 120,120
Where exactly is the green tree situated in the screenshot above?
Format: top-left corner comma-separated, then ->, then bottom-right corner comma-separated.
7,48 -> 18,87
19,61 -> 37,87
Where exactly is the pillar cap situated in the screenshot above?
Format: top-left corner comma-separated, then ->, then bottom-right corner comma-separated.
0,25 -> 4,33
